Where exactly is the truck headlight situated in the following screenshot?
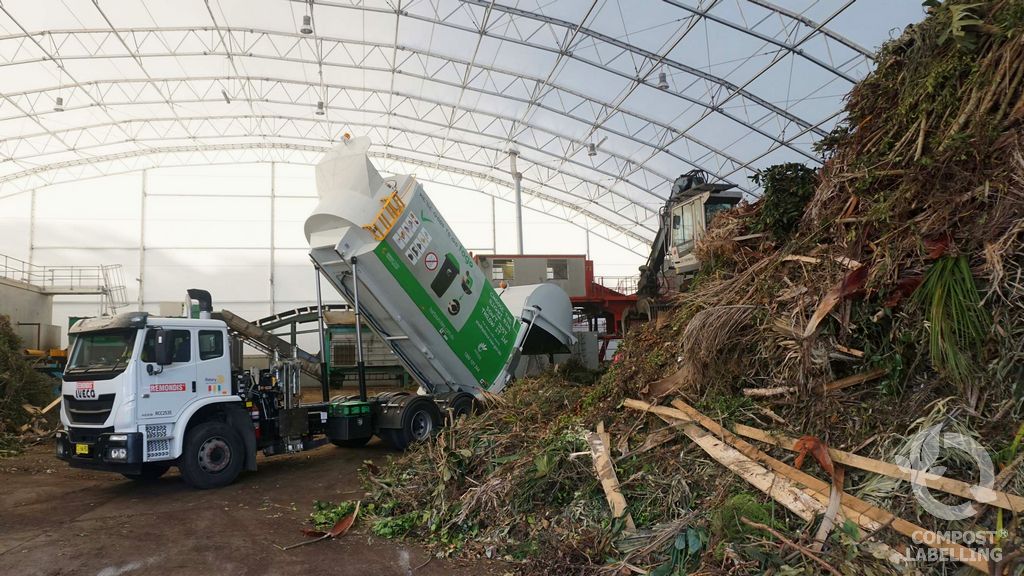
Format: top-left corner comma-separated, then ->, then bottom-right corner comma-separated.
108,447 -> 128,460
108,434 -> 128,442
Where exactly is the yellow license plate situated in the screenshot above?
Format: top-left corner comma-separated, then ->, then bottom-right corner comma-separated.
75,443 -> 89,455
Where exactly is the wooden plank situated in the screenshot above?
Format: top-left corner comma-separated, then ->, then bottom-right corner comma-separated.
40,396 -> 62,415
659,398 -> 988,574
733,423 -> 1024,514
782,255 -> 821,264
741,369 -> 886,398
585,429 -> 636,531
822,368 -> 887,393
622,399 -> 822,523
833,345 -> 865,358
742,386 -> 795,398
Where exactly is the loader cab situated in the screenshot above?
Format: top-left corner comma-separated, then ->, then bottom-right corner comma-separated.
664,171 -> 742,268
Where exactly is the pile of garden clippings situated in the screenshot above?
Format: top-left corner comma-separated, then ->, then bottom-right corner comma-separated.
0,315 -> 57,455
353,3 -> 1024,574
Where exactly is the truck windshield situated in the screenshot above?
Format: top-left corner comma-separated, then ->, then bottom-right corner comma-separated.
67,330 -> 138,373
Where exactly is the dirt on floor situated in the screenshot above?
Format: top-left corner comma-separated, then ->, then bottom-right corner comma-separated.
0,440 -> 508,576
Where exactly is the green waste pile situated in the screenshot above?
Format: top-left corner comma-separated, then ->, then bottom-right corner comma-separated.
0,315 -> 57,455
351,2 -> 1024,574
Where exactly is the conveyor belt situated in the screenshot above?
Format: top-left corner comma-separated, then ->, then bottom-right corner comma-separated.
214,309 -> 321,379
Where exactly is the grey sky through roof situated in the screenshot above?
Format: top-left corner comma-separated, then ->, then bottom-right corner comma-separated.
0,0 -> 925,255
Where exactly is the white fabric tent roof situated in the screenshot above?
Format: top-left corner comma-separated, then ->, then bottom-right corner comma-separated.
0,0 -> 923,253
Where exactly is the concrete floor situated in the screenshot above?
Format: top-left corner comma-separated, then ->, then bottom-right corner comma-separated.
0,440 -> 504,576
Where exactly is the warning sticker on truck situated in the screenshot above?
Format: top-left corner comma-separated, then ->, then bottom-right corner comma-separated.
375,186 -> 519,388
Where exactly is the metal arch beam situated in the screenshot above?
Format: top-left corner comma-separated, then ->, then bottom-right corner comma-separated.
0,14 -> 824,156
457,0 -> 830,136
657,0 -> 860,83
374,154 -> 650,252
599,0 -> 862,194
0,126 -> 657,240
0,71 -> 760,204
292,0 -> 830,140
0,107 -> 663,230
0,142 -> 651,255
743,0 -> 872,57
391,6 -> 820,162
0,27 -> 763,190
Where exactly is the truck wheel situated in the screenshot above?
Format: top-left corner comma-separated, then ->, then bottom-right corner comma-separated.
331,436 -> 372,448
179,421 -> 244,489
383,398 -> 440,451
447,394 -> 476,423
122,463 -> 171,482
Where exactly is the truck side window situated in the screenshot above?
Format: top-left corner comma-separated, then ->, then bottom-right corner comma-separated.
141,329 -> 191,363
199,330 -> 224,360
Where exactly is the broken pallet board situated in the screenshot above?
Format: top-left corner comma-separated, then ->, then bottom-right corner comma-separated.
40,396 -> 62,415
646,398 -> 987,574
622,399 -> 822,523
732,423 -> 1024,514
586,426 -> 636,531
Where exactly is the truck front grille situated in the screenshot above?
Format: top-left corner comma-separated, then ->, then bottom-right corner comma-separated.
63,394 -> 115,425
68,426 -> 113,444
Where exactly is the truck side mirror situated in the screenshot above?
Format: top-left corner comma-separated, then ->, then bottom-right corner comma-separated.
154,329 -> 174,366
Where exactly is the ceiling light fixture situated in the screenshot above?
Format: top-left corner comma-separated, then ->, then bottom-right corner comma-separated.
221,89 -> 231,104
657,70 -> 669,90
54,96 -> 64,112
300,14 -> 313,35
587,142 -> 597,157
315,100 -> 325,116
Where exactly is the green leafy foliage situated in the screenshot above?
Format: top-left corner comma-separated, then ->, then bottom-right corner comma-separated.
650,527 -> 707,576
925,1 -> 988,50
748,163 -> 818,243
371,512 -> 420,539
912,255 -> 989,388
0,314 -> 55,445
710,492 -> 775,543
309,500 -> 357,531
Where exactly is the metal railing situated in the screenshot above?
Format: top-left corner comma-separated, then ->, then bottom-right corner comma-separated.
363,190 -> 407,241
592,275 -> 640,295
0,253 -> 129,313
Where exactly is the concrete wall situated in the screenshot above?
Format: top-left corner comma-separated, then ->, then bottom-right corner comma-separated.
0,278 -> 60,349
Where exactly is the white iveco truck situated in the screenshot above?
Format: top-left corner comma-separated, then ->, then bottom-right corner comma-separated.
55,136 -> 575,488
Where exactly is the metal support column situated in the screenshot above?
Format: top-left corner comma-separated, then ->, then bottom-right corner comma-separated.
313,264 -> 330,402
138,170 -> 147,310
509,150 -> 524,254
269,162 -> 276,312
350,257 -> 368,402
28,189 -> 36,267
491,195 -> 497,253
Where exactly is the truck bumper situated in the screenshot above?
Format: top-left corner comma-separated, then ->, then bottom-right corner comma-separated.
55,428 -> 145,474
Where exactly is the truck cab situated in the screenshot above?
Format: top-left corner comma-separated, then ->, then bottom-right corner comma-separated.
55,311 -> 257,488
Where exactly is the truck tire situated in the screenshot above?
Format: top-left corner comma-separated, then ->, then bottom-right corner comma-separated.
447,394 -> 476,422
382,397 -> 440,451
179,421 -> 245,489
121,463 -> 171,482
